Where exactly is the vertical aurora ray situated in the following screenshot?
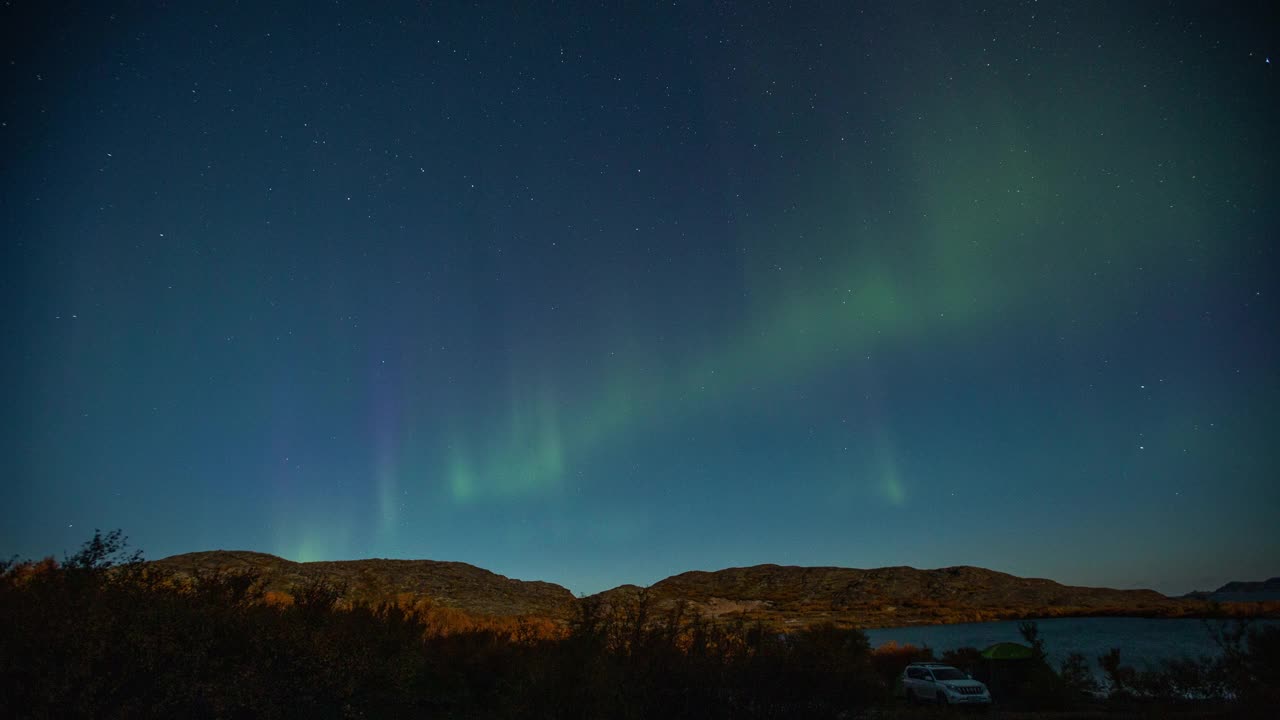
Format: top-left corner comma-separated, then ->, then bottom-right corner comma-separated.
369,344 -> 413,547
375,433 -> 400,539
274,517 -> 353,564
444,381 -> 566,503
873,428 -> 906,507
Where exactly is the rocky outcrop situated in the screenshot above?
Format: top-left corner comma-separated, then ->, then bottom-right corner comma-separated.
588,564 -> 1184,627
151,551 -> 577,619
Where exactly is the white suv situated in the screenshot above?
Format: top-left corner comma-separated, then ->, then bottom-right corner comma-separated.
902,662 -> 992,705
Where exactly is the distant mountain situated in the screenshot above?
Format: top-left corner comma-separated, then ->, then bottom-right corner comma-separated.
1183,577 -> 1280,602
151,553 -> 1256,628
150,551 -> 577,619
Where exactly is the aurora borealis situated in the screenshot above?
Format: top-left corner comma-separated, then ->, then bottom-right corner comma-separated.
4,1 -> 1277,596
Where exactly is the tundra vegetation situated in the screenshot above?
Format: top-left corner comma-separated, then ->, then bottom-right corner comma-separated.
2,530 -> 1276,718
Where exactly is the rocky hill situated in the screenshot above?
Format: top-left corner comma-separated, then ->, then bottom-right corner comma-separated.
151,553 -> 1252,628
150,551 -> 577,619
588,564 -> 1185,628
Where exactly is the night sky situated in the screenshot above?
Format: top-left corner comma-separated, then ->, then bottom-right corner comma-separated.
4,1 -> 1277,597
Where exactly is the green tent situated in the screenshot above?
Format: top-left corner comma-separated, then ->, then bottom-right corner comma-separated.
977,642 -> 1037,700
980,642 -> 1034,660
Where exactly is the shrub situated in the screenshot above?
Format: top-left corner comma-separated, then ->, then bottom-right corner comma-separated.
940,645 -> 982,675
870,641 -> 934,694
1059,651 -> 1099,696
1099,647 -> 1137,698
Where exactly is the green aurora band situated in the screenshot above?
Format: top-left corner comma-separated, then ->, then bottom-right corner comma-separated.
270,23 -> 1267,558
432,71 -> 1245,516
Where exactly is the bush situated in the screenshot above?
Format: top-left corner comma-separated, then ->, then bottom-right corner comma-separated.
1059,651 -> 1099,696
1099,647 -> 1137,698
940,645 -> 982,675
870,641 -> 934,695
2,531 -> 894,719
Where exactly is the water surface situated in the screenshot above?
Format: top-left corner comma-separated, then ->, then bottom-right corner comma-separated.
864,616 -> 1274,675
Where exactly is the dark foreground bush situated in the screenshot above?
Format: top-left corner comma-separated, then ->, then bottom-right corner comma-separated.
1096,618 -> 1280,716
1,531 -> 891,719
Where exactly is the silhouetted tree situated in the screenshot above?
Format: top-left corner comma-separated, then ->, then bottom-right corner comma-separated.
1099,647 -> 1136,697
63,528 -> 142,571
1018,620 -> 1047,662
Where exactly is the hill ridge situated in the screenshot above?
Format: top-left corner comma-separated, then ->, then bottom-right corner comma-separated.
150,552 -> 1272,627
151,550 -> 577,619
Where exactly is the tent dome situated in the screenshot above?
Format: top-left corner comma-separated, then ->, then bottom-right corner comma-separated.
980,642 -> 1034,660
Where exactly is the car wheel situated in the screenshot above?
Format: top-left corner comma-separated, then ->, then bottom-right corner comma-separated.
936,691 -> 948,705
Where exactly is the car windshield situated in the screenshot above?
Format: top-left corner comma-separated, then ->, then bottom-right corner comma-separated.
932,668 -> 967,681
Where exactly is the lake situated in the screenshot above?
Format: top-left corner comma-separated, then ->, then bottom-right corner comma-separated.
863,616 -> 1275,675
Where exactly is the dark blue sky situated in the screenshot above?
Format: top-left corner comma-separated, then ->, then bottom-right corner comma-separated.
4,1 -> 1277,596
